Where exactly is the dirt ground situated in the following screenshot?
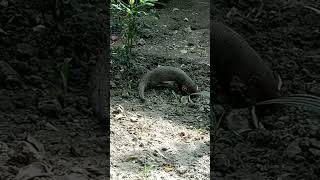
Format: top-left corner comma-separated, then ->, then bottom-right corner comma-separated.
1,0 -> 319,179
0,0 -> 108,179
110,0 -> 210,179
212,0 -> 320,179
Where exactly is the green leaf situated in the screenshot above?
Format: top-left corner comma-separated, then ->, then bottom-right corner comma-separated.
129,0 -> 135,5
145,2 -> 155,6
126,155 -> 138,161
143,164 -> 151,176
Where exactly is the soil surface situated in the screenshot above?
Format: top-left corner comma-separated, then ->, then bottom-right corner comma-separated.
110,0 -> 210,179
1,0 -> 319,179
0,0 -> 108,179
212,0 -> 320,179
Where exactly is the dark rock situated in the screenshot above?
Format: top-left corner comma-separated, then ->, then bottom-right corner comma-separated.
0,0 -> 8,8
309,148 -> 320,157
86,166 -> 104,176
14,162 -> 50,180
16,43 -> 38,57
299,138 -> 311,150
234,143 -> 250,154
27,114 -> 39,121
38,98 -> 62,116
63,173 -> 88,180
247,130 -> 273,147
239,172 -> 266,180
10,140 -> 44,164
0,61 -> 24,88
291,124 -> 308,137
309,138 -> 320,149
61,107 -> 80,116
225,108 -> 250,132
214,154 -> 232,173
140,28 -> 153,38
12,60 -> 32,74
75,96 -> 88,106
27,75 -> 43,85
53,46 -> 64,57
13,98 -> 25,108
0,90 -> 15,111
308,83 -> 320,96
32,25 -> 46,32
213,104 -> 224,117
285,140 -> 301,159
0,142 -> 12,162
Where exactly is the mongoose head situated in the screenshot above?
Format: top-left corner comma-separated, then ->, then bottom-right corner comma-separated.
181,84 -> 198,95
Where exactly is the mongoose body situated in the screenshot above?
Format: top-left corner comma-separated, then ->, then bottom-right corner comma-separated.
211,21 -> 279,106
139,66 -> 198,101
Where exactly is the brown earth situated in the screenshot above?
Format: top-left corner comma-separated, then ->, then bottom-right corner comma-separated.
1,0 -> 319,179
0,0 -> 108,179
212,0 -> 320,179
110,0 -> 210,179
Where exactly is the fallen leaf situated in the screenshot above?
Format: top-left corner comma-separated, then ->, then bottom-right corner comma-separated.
163,164 -> 174,172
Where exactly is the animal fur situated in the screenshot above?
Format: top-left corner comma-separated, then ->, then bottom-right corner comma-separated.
139,66 -> 198,101
211,21 -> 280,107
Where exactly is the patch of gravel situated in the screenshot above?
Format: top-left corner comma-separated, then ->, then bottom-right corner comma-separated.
110,104 -> 210,179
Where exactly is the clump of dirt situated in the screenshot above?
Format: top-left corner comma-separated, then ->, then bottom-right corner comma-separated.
110,0 -> 210,179
0,0 -> 108,179
212,0 -> 320,179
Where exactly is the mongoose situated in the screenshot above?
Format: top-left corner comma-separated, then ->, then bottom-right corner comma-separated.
211,21 -> 280,107
139,66 -> 198,101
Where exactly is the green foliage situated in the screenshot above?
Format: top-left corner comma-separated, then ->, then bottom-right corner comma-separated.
111,0 -> 158,55
111,47 -> 135,66
143,164 -> 151,177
